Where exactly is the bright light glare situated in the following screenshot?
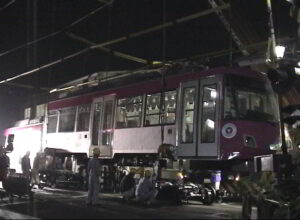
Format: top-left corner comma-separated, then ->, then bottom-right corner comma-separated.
210,90 -> 217,99
206,119 -> 215,129
50,88 -> 57,93
275,45 -> 285,59
295,67 -> 300,75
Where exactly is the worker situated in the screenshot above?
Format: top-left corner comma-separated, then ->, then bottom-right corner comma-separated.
0,145 -> 9,181
175,172 -> 184,185
31,152 -> 42,188
21,151 -> 31,179
120,168 -> 136,201
87,148 -> 101,206
135,170 -> 158,205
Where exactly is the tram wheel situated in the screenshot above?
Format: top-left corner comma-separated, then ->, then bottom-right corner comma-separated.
202,188 -> 214,205
50,182 -> 57,188
29,192 -> 34,202
9,194 -> 13,203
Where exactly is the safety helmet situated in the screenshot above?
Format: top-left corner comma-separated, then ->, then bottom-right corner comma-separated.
176,172 -> 183,179
92,148 -> 100,156
144,170 -> 152,178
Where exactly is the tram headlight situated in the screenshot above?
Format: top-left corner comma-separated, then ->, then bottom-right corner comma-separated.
269,138 -> 282,150
222,123 -> 237,139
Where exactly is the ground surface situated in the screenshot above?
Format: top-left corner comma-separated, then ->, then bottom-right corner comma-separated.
0,187 -> 243,219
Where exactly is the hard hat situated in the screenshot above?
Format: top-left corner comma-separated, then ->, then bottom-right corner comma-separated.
92,148 -> 100,156
144,170 -> 152,177
176,172 -> 183,179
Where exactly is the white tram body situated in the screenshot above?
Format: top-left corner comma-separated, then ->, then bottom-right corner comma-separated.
4,67 -> 280,173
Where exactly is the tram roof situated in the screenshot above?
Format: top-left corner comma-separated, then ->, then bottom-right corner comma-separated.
0,0 -> 300,131
47,66 -> 268,110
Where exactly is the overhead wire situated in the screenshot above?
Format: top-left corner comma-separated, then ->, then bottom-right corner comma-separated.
66,32 -> 148,64
0,0 -> 15,11
160,0 -> 167,146
229,0 -> 233,66
0,4 -> 229,86
49,65 -> 161,94
0,0 -> 114,58
47,36 -> 294,95
47,0 -> 57,90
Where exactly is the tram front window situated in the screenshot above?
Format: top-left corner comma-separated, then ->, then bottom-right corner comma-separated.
224,75 -> 279,123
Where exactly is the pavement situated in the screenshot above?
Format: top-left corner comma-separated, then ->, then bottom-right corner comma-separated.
0,187 -> 243,219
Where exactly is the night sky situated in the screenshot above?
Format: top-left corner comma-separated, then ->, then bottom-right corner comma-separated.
0,0 -> 297,141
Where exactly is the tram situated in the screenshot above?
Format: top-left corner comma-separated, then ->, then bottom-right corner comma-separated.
3,66 -> 280,193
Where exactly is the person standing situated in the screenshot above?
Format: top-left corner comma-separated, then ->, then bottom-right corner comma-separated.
31,152 -> 41,188
87,148 -> 101,206
21,151 -> 31,179
0,145 -> 9,181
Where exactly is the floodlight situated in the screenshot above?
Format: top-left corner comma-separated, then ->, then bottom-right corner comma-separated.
275,45 -> 285,59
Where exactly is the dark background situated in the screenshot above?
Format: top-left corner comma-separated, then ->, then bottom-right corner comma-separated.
0,0 -> 297,136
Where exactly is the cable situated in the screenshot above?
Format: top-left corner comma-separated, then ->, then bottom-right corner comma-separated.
229,0 -> 233,66
0,0 -> 114,58
0,0 -> 15,11
160,0 -> 167,145
0,47 -> 90,85
0,4 -> 229,86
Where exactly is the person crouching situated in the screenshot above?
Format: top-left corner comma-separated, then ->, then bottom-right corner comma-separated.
135,170 -> 158,205
120,168 -> 136,201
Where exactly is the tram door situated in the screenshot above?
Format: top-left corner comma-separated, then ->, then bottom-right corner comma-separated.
178,77 -> 220,158
198,77 -> 220,158
90,95 -> 115,157
178,81 -> 199,157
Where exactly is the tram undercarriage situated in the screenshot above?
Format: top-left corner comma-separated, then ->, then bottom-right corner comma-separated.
36,148 -> 249,205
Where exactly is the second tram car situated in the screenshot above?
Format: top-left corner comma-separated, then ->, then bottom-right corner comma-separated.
3,66 -> 280,192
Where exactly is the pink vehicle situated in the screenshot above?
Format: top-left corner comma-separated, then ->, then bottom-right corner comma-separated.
3,66 -> 280,195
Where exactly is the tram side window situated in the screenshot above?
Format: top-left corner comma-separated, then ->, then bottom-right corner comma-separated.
145,93 -> 160,125
47,110 -> 58,133
24,107 -> 31,119
162,90 -> 176,124
201,84 -> 217,143
102,100 -> 114,146
36,104 -> 45,118
58,107 -> 76,132
181,88 -> 195,143
145,90 -> 176,126
116,96 -> 142,128
77,104 -> 90,131
92,102 -> 101,146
